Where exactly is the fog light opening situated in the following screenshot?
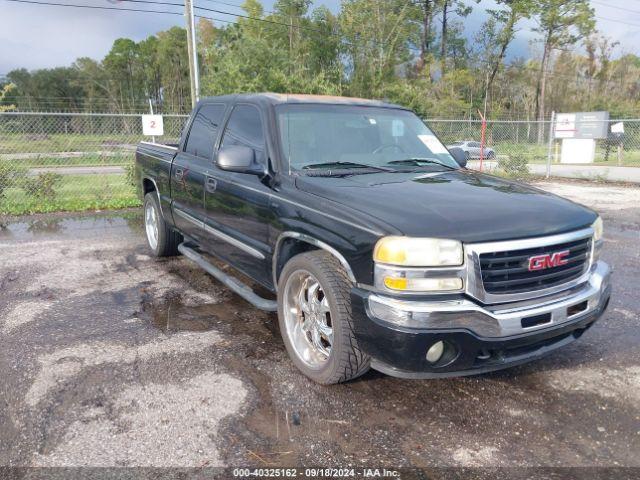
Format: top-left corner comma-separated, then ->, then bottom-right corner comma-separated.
426,341 -> 445,364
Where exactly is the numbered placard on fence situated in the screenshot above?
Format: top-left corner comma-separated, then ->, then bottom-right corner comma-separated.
142,115 -> 164,136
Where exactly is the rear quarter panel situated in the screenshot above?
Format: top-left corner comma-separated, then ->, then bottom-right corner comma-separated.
135,143 -> 176,224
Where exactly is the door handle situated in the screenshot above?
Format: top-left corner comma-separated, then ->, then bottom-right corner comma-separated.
174,168 -> 184,180
205,176 -> 217,193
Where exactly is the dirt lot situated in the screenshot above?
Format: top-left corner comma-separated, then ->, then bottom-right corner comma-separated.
0,180 -> 639,474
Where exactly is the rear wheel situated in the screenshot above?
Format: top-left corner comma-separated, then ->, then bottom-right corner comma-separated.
277,251 -> 370,384
144,192 -> 181,257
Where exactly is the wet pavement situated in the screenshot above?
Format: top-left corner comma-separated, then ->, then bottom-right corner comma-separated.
0,181 -> 639,471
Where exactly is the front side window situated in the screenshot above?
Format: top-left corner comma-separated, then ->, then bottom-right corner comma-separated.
277,104 -> 459,172
185,103 -> 226,159
220,104 -> 266,165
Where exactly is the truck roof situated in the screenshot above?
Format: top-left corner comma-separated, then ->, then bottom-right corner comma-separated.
197,93 -> 406,110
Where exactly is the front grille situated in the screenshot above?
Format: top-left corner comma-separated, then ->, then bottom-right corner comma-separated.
479,237 -> 592,295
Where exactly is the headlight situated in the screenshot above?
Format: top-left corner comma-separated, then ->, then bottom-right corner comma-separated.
591,217 -> 603,264
373,237 -> 463,267
373,237 -> 465,293
592,217 -> 603,242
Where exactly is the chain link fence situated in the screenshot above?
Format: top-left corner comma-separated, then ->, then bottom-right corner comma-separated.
0,112 -> 188,215
427,119 -> 640,178
1,112 -> 639,215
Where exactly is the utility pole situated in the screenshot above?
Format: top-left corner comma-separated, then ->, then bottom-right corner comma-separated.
546,111 -> 556,179
185,0 -> 200,109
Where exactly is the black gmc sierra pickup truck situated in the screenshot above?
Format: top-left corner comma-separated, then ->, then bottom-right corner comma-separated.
135,93 -> 611,384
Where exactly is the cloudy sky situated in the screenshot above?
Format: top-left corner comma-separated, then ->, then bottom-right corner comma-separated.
1,0 -> 639,76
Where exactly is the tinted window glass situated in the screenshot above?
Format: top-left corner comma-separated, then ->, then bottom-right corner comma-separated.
221,105 -> 266,164
185,104 -> 226,158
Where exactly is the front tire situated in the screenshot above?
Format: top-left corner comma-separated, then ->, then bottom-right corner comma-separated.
143,192 -> 181,257
277,251 -> 370,384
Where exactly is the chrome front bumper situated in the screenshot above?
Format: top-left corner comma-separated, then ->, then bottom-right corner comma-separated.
367,261 -> 612,338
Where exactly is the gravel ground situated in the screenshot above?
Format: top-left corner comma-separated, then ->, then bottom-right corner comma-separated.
0,180 -> 638,474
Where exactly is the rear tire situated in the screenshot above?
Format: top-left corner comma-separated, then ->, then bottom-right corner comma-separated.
144,192 -> 181,257
277,251 -> 370,384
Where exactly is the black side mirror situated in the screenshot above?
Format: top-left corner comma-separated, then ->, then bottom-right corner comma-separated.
217,145 -> 262,174
449,147 -> 467,168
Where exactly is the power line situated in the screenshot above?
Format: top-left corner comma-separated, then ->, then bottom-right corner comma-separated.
591,0 -> 640,14
0,0 -> 264,35
0,0 -> 274,34
3,0 -> 184,15
198,0 -> 278,16
594,15 -> 640,28
117,0 -> 344,39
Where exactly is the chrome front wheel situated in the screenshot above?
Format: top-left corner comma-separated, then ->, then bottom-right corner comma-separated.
282,269 -> 334,369
277,251 -> 370,384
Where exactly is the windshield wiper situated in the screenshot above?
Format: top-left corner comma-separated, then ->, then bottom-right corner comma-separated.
387,158 -> 457,170
303,161 -> 394,172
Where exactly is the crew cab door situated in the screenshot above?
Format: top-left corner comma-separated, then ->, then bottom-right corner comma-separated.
170,103 -> 226,243
202,104 -> 274,287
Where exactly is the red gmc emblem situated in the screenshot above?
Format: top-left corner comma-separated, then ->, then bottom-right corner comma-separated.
528,250 -> 570,271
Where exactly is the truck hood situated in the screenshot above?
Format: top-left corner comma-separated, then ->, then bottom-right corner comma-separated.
295,170 -> 597,242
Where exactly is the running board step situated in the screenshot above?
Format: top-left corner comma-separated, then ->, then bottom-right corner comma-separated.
178,243 -> 278,312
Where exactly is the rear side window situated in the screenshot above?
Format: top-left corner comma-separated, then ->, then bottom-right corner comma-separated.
185,104 -> 226,159
220,105 -> 266,164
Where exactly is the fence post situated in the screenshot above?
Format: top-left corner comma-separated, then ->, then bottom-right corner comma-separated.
546,111 -> 556,179
478,109 -> 487,172
618,144 -> 623,166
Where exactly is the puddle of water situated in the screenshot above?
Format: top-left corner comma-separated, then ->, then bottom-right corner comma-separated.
0,210 -> 143,242
140,291 -> 281,339
146,300 -> 231,333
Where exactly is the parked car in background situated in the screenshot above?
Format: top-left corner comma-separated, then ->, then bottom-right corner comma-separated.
447,140 -> 496,160
136,93 -> 611,384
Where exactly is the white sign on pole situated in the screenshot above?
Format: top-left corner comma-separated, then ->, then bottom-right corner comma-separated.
555,113 -> 576,139
611,122 -> 624,134
142,115 -> 164,136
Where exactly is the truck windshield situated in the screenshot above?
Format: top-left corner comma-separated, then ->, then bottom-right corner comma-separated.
276,104 -> 459,173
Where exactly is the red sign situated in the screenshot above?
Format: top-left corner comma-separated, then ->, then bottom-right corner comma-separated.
528,250 -> 570,271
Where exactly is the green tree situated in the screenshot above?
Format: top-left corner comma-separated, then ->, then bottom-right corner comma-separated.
156,27 -> 191,113
138,36 -> 162,111
340,0 -> 418,97
481,0 -> 534,115
438,0 -> 478,76
6,67 -> 85,111
103,38 -> 143,112
0,83 -> 17,111
532,0 -> 595,131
